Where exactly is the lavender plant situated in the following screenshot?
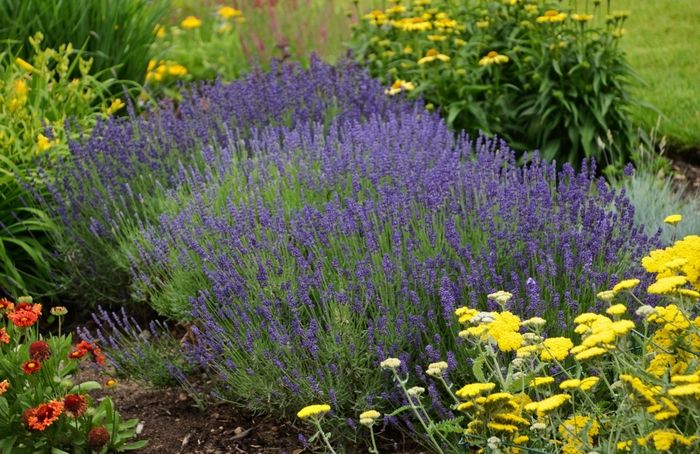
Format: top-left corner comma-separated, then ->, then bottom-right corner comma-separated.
32,57 -> 413,308
85,126 -> 658,447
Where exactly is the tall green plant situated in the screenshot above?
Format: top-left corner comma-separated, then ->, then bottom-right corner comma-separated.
0,0 -> 169,86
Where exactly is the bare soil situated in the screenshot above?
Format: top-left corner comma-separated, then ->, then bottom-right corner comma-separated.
81,367 -> 426,454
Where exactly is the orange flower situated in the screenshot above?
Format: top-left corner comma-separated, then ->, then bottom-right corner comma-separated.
68,348 -> 88,360
27,400 -> 63,431
0,328 -> 9,344
105,378 -> 118,388
0,298 -> 13,313
7,309 -> 38,328
0,380 -> 9,395
13,302 -> 42,316
22,360 -> 42,374
77,341 -> 106,365
63,394 -> 88,418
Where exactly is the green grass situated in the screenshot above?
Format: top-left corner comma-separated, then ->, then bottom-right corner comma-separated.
617,0 -> 700,148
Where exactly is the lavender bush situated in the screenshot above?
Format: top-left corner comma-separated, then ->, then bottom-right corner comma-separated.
32,57 -> 415,307
83,118 -> 658,444
39,57 -> 662,445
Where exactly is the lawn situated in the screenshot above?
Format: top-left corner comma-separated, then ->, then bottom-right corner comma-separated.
616,0 -> 700,147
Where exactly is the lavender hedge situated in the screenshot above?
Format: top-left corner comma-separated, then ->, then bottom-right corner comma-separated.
38,58 -> 662,443
32,57 -> 416,307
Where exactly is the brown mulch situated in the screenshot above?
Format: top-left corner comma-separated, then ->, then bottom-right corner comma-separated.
79,365 -> 427,454
667,148 -> 700,201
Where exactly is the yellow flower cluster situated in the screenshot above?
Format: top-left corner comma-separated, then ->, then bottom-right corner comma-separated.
297,404 -> 331,419
458,308 -> 523,352
618,429 -> 699,451
145,60 -> 188,83
558,415 -> 600,453
642,235 -> 700,292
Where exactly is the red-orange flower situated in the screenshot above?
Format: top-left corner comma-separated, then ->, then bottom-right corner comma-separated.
0,328 -> 9,344
88,426 -> 110,450
68,348 -> 88,360
21,360 -> 41,374
29,340 -> 51,361
63,394 -> 88,418
13,302 -> 42,316
23,408 -> 38,431
0,298 -> 13,312
27,400 -> 63,431
77,341 -> 105,365
105,378 -> 118,388
0,380 -> 9,395
7,309 -> 38,328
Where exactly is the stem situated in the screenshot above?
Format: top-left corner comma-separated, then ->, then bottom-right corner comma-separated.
391,370 -> 446,454
368,426 -> 378,454
313,418 -> 338,454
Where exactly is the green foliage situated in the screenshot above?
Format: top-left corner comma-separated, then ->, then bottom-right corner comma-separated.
0,33 -> 134,297
613,122 -> 700,245
0,0 -> 169,86
348,0 -> 643,168
0,296 -> 145,453
149,0 -> 381,82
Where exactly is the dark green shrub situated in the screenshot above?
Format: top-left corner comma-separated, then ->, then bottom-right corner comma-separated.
349,0 -> 643,169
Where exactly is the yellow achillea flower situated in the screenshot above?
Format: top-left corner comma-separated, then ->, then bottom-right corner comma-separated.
15,57 -> 35,72
476,20 -> 489,29
642,235 -> 700,289
671,374 -> 700,384
218,6 -> 243,19
619,375 -> 658,407
579,377 -> 599,391
648,276 -> 689,295
574,347 -> 608,361
456,382 -> 496,398
492,413 -> 529,427
606,304 -> 627,316
487,422 -> 518,434
513,435 -> 529,445
540,337 -> 573,361
427,34 -> 446,41
573,313 -> 599,325
181,16 -> 202,29
648,305 -> 689,331
613,279 -> 640,292
668,383 -> 700,398
484,392 -> 513,407
154,24 -> 166,37
359,409 -> 381,426
559,376 -> 599,391
645,429 -> 697,450
524,394 -> 570,417
664,214 -> 682,226
455,307 -> 478,323
479,51 -> 509,66
297,404 -> 331,419
529,377 -> 554,387
536,10 -> 567,23
417,49 -> 450,64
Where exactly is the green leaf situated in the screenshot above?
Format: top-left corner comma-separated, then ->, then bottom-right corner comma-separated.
472,355 -> 486,383
69,381 -> 102,394
447,102 -> 464,125
117,440 -> 149,451
52,448 -> 71,454
552,59 -> 562,76
385,405 -> 412,417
